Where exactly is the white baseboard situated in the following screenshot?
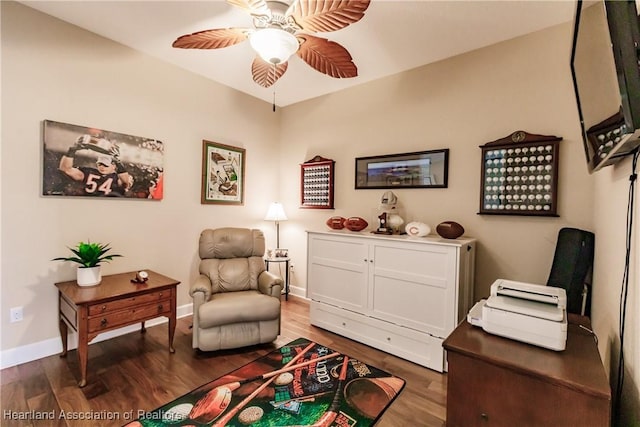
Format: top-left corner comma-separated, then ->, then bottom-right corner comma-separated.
287,284 -> 306,299
0,303 -> 193,370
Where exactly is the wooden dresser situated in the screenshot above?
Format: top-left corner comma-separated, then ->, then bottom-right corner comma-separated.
443,315 -> 611,426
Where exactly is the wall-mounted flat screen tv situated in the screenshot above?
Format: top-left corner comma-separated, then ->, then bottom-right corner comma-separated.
571,0 -> 640,173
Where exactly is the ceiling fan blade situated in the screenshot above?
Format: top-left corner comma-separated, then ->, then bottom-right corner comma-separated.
172,28 -> 251,49
227,0 -> 271,18
296,34 -> 357,78
252,56 -> 288,88
286,0 -> 370,33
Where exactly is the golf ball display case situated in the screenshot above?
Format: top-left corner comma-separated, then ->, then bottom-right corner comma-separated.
479,131 -> 561,217
301,155 -> 335,209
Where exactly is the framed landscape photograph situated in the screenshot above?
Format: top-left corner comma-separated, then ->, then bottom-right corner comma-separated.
201,140 -> 245,205
355,149 -> 449,189
42,120 -> 165,199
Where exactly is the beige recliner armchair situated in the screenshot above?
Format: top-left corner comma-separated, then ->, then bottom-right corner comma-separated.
190,227 -> 283,351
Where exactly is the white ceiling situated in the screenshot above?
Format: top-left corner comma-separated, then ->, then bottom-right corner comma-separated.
19,0 -> 576,107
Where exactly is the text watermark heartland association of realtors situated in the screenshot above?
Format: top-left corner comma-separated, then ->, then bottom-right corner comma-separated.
2,409 -> 148,421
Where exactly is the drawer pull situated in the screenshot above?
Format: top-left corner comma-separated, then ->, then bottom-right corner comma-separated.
158,304 -> 164,312
100,318 -> 107,327
370,259 -> 374,263
159,292 -> 163,298
342,322 -> 346,327
387,337 -> 391,341
480,413 -> 488,421
101,305 -> 107,311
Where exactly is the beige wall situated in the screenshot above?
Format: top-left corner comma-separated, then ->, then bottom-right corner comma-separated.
1,2 -> 281,350
279,23 -> 594,301
593,157 -> 640,424
2,1 -> 639,423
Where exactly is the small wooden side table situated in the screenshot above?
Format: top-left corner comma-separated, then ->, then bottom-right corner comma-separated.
55,270 -> 180,387
264,257 -> 290,300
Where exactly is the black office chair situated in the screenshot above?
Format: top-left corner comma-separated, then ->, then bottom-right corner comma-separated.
546,227 -> 595,316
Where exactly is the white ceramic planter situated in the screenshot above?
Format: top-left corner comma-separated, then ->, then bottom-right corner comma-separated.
77,266 -> 101,287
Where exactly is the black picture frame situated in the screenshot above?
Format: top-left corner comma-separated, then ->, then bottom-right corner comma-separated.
355,149 -> 449,189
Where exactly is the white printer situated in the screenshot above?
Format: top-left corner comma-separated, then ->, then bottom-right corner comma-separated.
467,279 -> 568,351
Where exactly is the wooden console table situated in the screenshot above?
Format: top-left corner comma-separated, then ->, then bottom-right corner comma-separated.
55,270 -> 180,387
443,315 -> 611,426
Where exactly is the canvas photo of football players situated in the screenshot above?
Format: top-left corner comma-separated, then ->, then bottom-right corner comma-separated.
42,120 -> 164,199
58,137 -> 131,197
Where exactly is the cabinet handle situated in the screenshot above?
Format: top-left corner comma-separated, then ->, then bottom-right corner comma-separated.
480,413 -> 489,421
364,259 -> 368,262
342,322 -> 346,327
100,318 -> 107,327
387,337 -> 391,341
369,259 -> 374,263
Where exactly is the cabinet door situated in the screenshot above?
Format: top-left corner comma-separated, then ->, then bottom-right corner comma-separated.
369,241 -> 458,339
307,234 -> 368,312
447,352 -> 611,427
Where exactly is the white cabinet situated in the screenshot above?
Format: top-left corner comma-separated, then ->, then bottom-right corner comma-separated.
307,230 -> 476,372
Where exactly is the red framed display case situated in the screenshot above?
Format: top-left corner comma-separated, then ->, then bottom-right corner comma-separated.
300,155 -> 335,209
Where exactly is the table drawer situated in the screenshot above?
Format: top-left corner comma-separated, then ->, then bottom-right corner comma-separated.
88,289 -> 171,315
60,295 -> 78,329
88,299 -> 171,333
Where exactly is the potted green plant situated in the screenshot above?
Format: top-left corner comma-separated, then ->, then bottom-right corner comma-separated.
53,241 -> 122,286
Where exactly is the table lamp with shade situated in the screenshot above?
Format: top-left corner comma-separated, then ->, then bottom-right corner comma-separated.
264,202 -> 288,249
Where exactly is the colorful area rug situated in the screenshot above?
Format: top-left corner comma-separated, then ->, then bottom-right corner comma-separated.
125,337 -> 405,427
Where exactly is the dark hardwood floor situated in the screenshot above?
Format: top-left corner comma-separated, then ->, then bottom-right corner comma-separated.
1,297 -> 447,426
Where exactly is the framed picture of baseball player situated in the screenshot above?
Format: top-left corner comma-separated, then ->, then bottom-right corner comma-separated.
42,120 -> 164,200
201,140 -> 245,205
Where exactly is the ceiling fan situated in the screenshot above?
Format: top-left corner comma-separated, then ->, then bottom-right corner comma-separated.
172,0 -> 371,88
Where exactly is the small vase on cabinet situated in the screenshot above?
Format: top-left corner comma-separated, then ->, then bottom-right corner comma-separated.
77,266 -> 101,287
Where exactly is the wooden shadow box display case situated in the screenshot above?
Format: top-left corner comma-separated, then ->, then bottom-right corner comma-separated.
301,155 -> 335,209
479,131 -> 561,216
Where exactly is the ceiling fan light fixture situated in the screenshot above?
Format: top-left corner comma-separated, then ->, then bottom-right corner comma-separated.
249,28 -> 298,65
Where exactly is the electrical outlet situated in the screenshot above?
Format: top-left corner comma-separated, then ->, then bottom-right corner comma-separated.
10,306 -> 23,323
